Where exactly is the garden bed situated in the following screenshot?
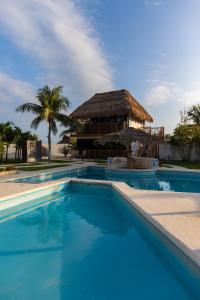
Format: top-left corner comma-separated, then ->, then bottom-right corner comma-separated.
0,166 -> 17,176
0,170 -> 17,177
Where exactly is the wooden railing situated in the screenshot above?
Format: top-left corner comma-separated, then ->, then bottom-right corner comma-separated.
142,127 -> 165,138
75,124 -> 164,138
76,122 -> 128,136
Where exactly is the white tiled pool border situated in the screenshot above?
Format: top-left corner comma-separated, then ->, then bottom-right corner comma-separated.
112,181 -> 200,276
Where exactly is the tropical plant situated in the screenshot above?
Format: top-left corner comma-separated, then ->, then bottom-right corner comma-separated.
187,104 -> 200,124
58,145 -> 72,158
170,124 -> 200,160
0,122 -> 38,163
16,85 -> 71,161
0,122 -> 15,162
3,122 -> 15,162
11,126 -> 37,162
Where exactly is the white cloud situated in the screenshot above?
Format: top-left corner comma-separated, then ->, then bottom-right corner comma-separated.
0,72 -> 34,103
0,0 -> 113,102
144,81 -> 181,106
144,80 -> 200,108
144,0 -> 163,6
182,82 -> 200,108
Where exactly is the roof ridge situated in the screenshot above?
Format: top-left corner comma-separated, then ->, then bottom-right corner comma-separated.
70,89 -> 153,122
94,89 -> 127,96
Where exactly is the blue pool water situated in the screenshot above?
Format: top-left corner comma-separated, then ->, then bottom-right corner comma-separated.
0,183 -> 200,299
16,166 -> 200,193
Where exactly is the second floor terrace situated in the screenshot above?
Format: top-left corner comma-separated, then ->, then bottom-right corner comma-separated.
76,121 -> 129,136
74,121 -> 164,139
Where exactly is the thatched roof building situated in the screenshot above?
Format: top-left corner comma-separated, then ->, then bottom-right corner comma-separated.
70,89 -> 153,122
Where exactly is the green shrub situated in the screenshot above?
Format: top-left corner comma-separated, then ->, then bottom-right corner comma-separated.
58,145 -> 72,158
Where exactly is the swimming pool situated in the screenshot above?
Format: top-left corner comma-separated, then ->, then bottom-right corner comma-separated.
0,182 -> 200,299
15,166 -> 200,193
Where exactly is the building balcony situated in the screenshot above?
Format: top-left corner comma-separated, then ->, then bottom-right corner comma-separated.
141,126 -> 165,138
75,121 -> 128,137
73,122 -> 165,139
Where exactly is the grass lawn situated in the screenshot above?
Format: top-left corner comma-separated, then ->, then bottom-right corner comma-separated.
42,159 -> 70,163
0,162 -> 43,166
17,164 -> 69,171
162,160 -> 200,169
1,160 -> 70,165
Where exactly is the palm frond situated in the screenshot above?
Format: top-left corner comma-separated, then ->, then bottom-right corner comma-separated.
50,120 -> 58,135
16,103 -> 42,114
60,129 -> 69,137
60,119 -> 83,136
188,105 -> 200,124
31,116 -> 43,130
54,113 -> 71,126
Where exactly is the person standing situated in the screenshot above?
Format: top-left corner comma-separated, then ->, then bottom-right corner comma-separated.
131,140 -> 141,157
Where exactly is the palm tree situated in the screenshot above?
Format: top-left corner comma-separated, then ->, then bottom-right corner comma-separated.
16,85 -> 71,161
187,105 -> 200,124
13,126 -> 22,162
4,122 -> 15,162
0,122 -> 14,162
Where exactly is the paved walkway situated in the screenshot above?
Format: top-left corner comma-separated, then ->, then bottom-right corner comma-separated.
0,162 -> 93,198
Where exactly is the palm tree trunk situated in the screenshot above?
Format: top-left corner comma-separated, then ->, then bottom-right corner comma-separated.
17,148 -> 19,162
5,145 -> 8,162
48,123 -> 51,162
15,147 -> 17,162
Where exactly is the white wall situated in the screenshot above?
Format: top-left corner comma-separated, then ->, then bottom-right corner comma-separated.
5,143 -> 200,161
5,143 -> 70,160
159,143 -> 200,161
5,144 -> 16,159
42,144 -> 71,158
128,116 -> 143,128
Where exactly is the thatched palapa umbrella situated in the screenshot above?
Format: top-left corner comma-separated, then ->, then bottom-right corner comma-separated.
96,127 -> 163,150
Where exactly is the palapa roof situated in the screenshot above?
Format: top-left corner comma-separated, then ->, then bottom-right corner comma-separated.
96,127 -> 162,148
70,89 -> 153,122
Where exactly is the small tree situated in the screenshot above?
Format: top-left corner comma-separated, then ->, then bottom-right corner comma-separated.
58,145 -> 72,158
170,124 -> 200,160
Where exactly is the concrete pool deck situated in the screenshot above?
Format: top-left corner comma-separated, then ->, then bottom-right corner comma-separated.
0,162 -> 94,197
0,163 -> 200,269
113,182 -> 200,267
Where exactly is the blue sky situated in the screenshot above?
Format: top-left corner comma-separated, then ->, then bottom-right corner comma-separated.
0,0 -> 200,142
